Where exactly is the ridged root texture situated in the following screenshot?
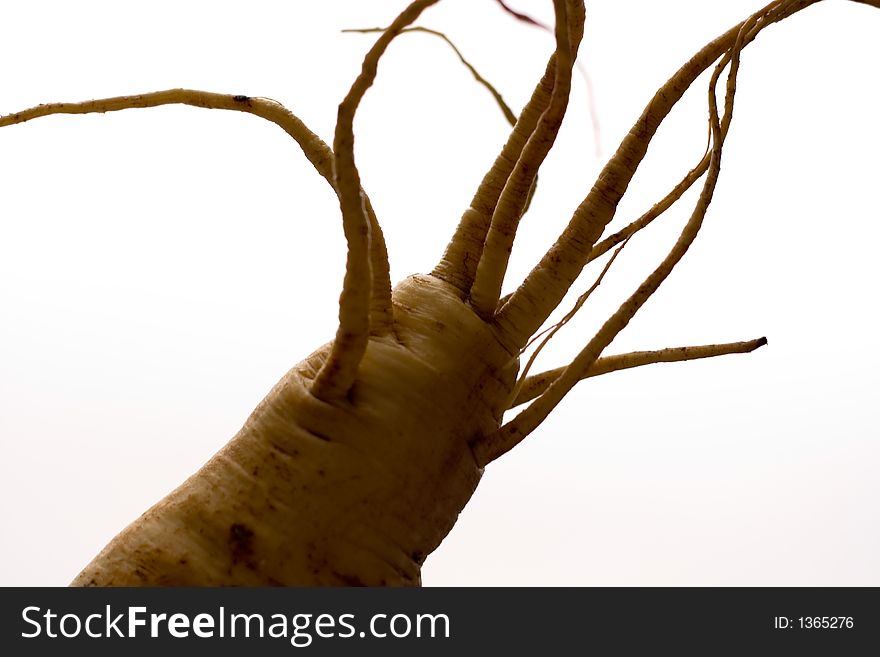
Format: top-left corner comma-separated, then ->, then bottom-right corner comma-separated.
71,275 -> 517,586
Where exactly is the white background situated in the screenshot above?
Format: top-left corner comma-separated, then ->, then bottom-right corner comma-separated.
1,1 -> 877,586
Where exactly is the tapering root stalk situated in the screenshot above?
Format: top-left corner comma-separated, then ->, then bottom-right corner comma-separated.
432,1 -> 586,295
343,23 -> 520,315
509,338 -> 768,408
310,0 -> 440,401
495,0 -> 821,349
0,89 -> 334,178
473,1 -> 756,466
0,87 -> 396,347
469,0 -> 580,317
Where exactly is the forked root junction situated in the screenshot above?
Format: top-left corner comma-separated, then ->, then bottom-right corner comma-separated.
4,0 -> 876,469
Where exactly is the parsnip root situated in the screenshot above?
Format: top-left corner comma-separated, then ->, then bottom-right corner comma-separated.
3,0 -> 874,585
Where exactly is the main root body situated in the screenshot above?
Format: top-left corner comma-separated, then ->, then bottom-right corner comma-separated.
72,276 -> 517,585
3,0 -> 871,585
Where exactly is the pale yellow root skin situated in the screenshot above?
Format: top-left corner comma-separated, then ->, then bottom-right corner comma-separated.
45,0 -> 878,586
71,275 -> 517,586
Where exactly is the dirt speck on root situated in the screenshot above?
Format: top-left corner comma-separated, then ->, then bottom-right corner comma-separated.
228,523 -> 255,566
